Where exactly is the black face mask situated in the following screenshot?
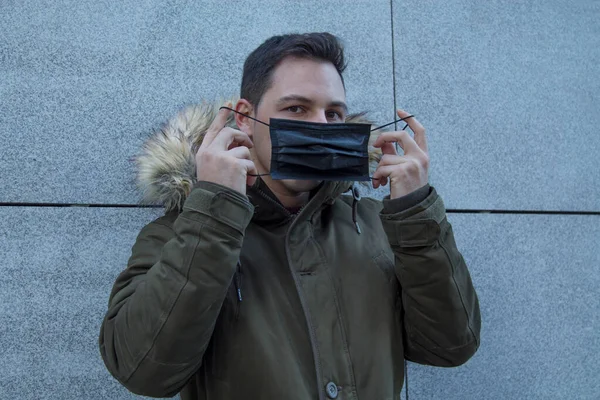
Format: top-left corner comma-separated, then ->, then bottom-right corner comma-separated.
269,118 -> 371,181
220,107 -> 412,182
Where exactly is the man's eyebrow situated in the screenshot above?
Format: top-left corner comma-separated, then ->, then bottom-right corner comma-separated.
329,101 -> 348,114
276,95 -> 314,107
276,95 -> 348,113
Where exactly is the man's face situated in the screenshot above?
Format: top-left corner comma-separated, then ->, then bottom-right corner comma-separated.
247,56 -> 347,195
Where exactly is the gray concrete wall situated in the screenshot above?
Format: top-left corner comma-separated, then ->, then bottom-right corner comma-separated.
1,0 -> 597,399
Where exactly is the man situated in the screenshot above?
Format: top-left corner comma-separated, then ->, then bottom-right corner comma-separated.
99,32 -> 481,399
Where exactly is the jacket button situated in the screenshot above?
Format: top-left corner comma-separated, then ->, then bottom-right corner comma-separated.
325,382 -> 339,399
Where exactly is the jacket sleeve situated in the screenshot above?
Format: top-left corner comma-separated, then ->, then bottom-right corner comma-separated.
380,186 -> 481,367
99,181 -> 254,397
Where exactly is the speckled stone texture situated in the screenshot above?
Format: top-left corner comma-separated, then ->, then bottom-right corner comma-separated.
405,213 -> 600,400
0,206 -> 166,399
0,0 -> 394,205
392,0 -> 600,211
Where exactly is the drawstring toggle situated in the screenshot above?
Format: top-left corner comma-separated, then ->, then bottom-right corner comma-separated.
351,185 -> 362,234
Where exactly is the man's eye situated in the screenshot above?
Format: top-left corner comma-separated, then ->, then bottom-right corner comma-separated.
326,111 -> 343,120
286,106 -> 303,113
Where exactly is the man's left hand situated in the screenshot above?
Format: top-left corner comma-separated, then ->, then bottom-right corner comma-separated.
372,109 -> 429,199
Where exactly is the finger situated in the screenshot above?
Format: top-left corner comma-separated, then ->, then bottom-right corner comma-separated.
372,132 -> 398,155
227,138 -> 253,150
239,159 -> 257,174
372,175 -> 387,189
397,109 -> 428,154
372,165 -> 396,187
238,159 -> 258,178
373,131 -> 421,156
227,145 -> 251,160
373,175 -> 388,188
212,127 -> 253,150
380,141 -> 398,156
379,154 -> 409,167
239,159 -> 258,186
202,102 -> 233,148
373,165 -> 396,179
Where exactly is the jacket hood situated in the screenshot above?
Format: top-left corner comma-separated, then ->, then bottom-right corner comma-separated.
133,97 -> 384,213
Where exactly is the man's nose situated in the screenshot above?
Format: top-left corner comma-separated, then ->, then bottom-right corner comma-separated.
311,111 -> 329,124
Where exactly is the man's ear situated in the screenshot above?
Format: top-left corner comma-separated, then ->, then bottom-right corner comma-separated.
234,99 -> 254,135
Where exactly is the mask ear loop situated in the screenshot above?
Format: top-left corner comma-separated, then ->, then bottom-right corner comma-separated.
219,106 -> 271,127
370,116 -> 412,133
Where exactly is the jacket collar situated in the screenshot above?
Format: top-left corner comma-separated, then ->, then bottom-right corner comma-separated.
247,177 -> 352,227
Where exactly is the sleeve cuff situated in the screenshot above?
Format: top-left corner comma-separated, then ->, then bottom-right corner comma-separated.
380,188 -> 447,247
381,184 -> 431,214
182,180 -> 254,234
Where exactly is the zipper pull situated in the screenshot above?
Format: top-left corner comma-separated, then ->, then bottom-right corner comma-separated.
236,282 -> 243,302
235,261 -> 243,302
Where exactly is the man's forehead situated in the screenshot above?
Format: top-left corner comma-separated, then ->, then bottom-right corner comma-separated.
270,58 -> 344,86
258,57 -> 346,108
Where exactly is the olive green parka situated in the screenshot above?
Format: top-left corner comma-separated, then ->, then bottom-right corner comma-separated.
99,101 -> 481,399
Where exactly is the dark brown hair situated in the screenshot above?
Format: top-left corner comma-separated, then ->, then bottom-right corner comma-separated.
240,32 -> 347,107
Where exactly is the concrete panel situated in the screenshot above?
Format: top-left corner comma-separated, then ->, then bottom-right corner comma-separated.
392,0 -> 600,211
0,206 -> 166,399
0,0 -> 394,204
405,213 -> 600,399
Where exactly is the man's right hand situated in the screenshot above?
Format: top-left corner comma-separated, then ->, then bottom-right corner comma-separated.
195,103 -> 258,195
